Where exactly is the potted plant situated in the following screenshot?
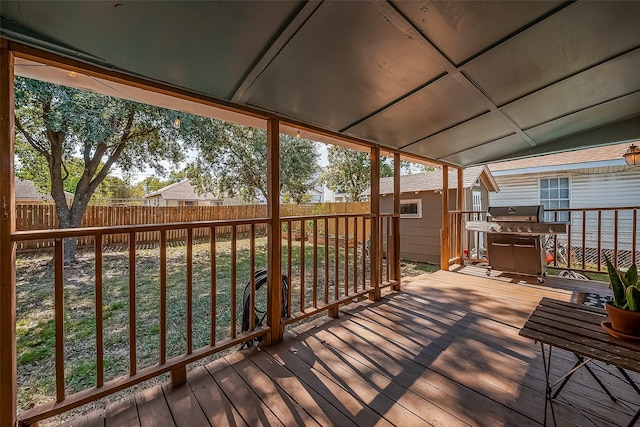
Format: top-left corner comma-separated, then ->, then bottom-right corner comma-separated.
604,255 -> 640,337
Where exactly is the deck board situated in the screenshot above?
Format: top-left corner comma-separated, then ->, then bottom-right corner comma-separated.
135,385 -> 174,427
60,271 -> 639,427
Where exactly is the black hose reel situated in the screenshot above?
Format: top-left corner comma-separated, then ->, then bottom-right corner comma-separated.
240,269 -> 288,348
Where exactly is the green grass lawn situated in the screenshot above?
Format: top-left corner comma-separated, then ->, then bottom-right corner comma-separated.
16,234 -> 437,421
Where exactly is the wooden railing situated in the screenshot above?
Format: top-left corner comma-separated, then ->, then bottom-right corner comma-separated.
279,213 -> 398,326
450,207 -> 639,274
12,218 -> 271,426
12,211 -> 397,425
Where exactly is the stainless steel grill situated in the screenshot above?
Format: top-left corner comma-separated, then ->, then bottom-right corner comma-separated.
466,205 -> 567,282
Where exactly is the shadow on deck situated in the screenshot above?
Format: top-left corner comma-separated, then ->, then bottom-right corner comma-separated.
61,270 -> 637,427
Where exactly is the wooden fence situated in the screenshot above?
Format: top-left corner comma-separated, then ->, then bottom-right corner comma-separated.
15,202 -> 370,250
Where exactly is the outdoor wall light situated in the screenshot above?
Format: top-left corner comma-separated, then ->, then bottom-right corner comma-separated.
67,71 -> 77,78
247,129 -> 253,138
296,130 -> 301,139
623,143 -> 640,166
173,117 -> 181,129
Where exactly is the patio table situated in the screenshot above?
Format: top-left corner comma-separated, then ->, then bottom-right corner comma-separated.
519,297 -> 640,427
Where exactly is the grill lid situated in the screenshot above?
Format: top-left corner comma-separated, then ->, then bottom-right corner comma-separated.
488,205 -> 544,223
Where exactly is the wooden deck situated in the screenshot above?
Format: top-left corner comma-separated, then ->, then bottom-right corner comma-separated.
60,270 -> 639,427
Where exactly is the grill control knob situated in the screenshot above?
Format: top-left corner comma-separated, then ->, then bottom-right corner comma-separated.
527,226 -> 533,233
548,227 -> 555,234
516,226 -> 524,233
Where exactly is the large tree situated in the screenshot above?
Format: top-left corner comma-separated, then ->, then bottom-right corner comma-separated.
321,146 -> 397,202
187,122 -> 319,204
14,77 -> 189,262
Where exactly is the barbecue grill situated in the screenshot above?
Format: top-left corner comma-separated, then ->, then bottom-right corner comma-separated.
466,205 -> 567,282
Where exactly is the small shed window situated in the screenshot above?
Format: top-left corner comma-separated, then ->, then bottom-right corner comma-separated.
400,199 -> 422,218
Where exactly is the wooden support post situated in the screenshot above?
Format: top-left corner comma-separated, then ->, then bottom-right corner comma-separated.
369,146 -> 381,301
440,165 -> 450,271
392,153 -> 401,291
0,42 -> 17,427
170,366 -> 187,388
457,167 -> 464,264
265,118 -> 282,344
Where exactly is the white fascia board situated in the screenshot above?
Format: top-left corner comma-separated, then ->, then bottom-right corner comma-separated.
492,159 -> 626,176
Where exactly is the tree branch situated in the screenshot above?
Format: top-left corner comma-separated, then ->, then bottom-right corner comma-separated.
14,116 -> 51,160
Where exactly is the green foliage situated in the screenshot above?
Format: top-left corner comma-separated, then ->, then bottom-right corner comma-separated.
13,76 -> 204,260
321,146 -> 395,202
605,256 -> 639,311
187,123 -> 319,203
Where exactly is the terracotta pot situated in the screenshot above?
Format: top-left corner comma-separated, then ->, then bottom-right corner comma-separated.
605,301 -> 640,336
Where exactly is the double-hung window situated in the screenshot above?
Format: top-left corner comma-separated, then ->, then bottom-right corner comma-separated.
540,177 -> 569,222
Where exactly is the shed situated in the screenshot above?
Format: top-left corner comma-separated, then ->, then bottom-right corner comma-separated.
364,166 -> 499,263
144,180 -> 222,207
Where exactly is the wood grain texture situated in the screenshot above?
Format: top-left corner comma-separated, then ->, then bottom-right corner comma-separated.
46,271 -> 640,427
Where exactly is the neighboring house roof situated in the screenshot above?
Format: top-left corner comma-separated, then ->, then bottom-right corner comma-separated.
144,179 -> 219,201
15,178 -> 48,200
489,142 -> 633,175
15,178 -> 73,201
362,166 -> 499,196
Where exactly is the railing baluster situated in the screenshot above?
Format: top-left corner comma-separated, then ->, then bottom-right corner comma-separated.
633,209 -> 637,266
129,232 -> 136,376
385,216 -> 390,283
345,217 -> 349,296
160,230 -> 167,362
362,217 -> 366,290
210,227 -> 216,345
334,218 -> 339,301
597,210 -> 602,272
581,211 -> 586,270
186,228 -> 193,354
300,220 -> 305,312
231,225 -> 237,338
313,219 -> 318,308
287,220 -> 292,318
324,217 -> 329,304
566,212 -> 572,270
95,235 -> 104,388
353,216 -> 358,294
614,210 -> 619,268
250,224 -> 256,330
54,238 -> 65,402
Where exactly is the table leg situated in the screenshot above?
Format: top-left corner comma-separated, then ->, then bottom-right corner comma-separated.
541,342 -> 557,427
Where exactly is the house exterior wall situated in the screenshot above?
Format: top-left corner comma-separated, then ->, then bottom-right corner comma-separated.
490,167 -> 640,251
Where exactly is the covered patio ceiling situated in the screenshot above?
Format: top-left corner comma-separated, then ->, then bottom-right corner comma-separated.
1,0 -> 639,167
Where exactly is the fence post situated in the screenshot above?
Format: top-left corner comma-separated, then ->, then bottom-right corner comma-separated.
265,118 -> 283,344
457,167 -> 464,264
369,146 -> 381,300
0,41 -> 17,427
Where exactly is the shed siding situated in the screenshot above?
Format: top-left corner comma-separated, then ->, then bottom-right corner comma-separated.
381,192 -> 442,264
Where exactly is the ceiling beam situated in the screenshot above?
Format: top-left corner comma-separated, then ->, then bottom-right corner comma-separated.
231,0 -> 323,103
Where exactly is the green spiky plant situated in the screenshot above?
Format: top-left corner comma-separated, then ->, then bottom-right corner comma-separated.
605,255 -> 640,311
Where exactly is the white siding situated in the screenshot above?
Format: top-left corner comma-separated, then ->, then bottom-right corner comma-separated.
570,168 -> 640,208
488,175 -> 539,207
489,167 -> 640,253
491,168 -> 640,208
